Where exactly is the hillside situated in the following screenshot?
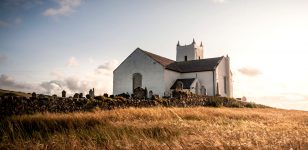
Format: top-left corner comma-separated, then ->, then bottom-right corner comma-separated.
0,89 -> 31,98
1,107 -> 307,149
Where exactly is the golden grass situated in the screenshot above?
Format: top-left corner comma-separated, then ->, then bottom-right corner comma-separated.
1,107 -> 308,150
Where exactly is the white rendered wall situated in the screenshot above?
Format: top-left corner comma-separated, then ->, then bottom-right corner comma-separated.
164,69 -> 181,96
215,57 -> 233,97
195,46 -> 204,60
113,49 -> 165,96
178,71 -> 215,96
189,79 -> 200,94
176,43 -> 203,62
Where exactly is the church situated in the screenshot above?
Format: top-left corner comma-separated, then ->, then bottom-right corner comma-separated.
113,39 -> 233,98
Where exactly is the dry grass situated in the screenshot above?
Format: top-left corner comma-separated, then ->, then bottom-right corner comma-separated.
1,107 -> 308,150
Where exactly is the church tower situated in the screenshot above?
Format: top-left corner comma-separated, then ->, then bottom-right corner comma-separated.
176,39 -> 204,62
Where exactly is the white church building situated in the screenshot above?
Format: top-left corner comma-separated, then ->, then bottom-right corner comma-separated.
113,39 -> 233,98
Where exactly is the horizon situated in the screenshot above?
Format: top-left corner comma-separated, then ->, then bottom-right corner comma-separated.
1,0 -> 308,111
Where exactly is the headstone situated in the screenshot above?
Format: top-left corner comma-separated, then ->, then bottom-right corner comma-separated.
32,92 -> 37,98
133,87 -> 145,99
62,90 -> 66,98
74,93 -> 79,98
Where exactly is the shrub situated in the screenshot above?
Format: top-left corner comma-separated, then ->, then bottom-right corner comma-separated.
229,101 -> 242,108
245,102 -> 257,108
115,96 -> 126,102
94,96 -> 105,101
116,93 -> 130,99
205,97 -> 224,107
103,93 -> 108,98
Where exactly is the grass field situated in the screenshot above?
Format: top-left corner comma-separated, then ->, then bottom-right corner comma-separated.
1,107 -> 308,150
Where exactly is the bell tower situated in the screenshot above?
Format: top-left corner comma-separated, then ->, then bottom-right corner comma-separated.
176,39 -> 204,62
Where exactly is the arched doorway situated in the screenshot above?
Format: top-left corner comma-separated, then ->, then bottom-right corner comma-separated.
132,73 -> 142,90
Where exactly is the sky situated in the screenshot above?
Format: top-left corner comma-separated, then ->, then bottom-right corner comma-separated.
1,0 -> 308,111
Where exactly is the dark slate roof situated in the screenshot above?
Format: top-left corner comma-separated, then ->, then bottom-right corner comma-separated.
170,78 -> 196,89
139,48 -> 175,67
166,57 -> 224,73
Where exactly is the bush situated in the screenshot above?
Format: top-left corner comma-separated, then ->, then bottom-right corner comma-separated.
103,93 -> 108,98
115,96 -> 126,102
245,102 -> 257,108
205,97 -> 224,107
117,93 -> 130,99
94,96 -> 105,101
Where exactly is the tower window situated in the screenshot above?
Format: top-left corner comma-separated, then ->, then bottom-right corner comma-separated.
199,56 -> 200,60
184,56 -> 187,61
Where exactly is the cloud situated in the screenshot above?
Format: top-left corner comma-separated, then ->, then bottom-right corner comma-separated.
40,60 -> 118,96
0,54 -> 7,64
238,67 -> 262,77
43,0 -> 82,17
0,60 -> 118,96
67,56 -> 78,67
0,74 -> 32,91
96,60 -> 119,75
0,20 -> 10,28
40,80 -> 64,95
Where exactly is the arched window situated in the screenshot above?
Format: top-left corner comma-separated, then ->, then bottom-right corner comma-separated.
149,90 -> 153,99
201,86 -> 207,96
133,73 -> 142,90
195,82 -> 199,95
176,81 -> 183,90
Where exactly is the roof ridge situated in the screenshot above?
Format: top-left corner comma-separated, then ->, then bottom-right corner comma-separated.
166,56 -> 224,73
138,48 -> 175,67
140,49 -> 174,61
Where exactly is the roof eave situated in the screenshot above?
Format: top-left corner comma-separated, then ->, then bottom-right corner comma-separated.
165,68 -> 215,73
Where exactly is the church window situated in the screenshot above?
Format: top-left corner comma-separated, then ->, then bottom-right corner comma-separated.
149,90 -> 153,99
224,76 -> 227,94
195,82 -> 199,95
133,73 -> 142,90
184,56 -> 187,61
201,86 -> 207,95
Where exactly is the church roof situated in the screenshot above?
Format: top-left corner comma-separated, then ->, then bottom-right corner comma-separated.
140,48 -> 175,67
139,48 -> 224,73
166,57 -> 224,73
170,78 -> 196,89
